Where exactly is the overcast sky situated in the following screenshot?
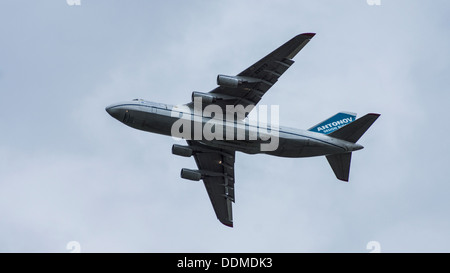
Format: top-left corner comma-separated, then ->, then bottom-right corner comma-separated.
1,0 -> 449,252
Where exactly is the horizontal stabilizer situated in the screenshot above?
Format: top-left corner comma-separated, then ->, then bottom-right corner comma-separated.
326,152 -> 352,182
308,112 -> 357,135
329,113 -> 380,143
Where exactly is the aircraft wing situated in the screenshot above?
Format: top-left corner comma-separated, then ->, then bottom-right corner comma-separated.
187,140 -> 235,227
207,33 -> 316,117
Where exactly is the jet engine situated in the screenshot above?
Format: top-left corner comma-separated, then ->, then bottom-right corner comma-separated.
180,168 -> 202,181
191,91 -> 217,104
172,144 -> 193,157
217,74 -> 240,88
216,74 -> 260,88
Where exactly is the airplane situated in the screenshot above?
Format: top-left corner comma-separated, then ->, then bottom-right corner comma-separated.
106,33 -> 380,227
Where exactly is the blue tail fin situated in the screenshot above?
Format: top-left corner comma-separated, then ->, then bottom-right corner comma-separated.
308,112 -> 357,135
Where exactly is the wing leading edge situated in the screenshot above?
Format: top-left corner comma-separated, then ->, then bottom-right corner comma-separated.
209,33 -> 316,117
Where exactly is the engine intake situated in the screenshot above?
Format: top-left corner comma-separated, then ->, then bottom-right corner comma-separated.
172,144 -> 193,157
180,168 -> 202,181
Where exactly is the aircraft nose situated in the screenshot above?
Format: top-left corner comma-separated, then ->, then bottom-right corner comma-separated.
105,105 -> 121,120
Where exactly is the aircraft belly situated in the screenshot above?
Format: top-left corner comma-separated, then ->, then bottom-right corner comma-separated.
267,136 -> 306,157
122,110 -> 345,157
266,135 -> 344,158
127,111 -> 175,136
208,139 -> 262,154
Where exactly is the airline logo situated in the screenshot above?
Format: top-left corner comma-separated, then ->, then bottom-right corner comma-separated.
309,112 -> 356,135
316,117 -> 353,134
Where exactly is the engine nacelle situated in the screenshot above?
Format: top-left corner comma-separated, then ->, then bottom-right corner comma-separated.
217,74 -> 240,88
191,91 -> 216,104
172,144 -> 193,157
180,168 -> 202,181
217,74 -> 260,88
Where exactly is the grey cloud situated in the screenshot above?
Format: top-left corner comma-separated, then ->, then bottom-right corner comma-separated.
0,0 -> 449,252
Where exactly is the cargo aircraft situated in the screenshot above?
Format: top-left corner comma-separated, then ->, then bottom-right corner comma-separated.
106,33 -> 380,227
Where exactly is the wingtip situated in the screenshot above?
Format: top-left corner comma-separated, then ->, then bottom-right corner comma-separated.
301,32 -> 316,37
222,221 -> 233,228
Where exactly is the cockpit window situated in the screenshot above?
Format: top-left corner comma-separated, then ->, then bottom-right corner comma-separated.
146,101 -> 167,109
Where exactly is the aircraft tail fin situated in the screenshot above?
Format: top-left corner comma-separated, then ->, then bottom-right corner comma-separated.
308,112 -> 357,135
326,113 -> 380,182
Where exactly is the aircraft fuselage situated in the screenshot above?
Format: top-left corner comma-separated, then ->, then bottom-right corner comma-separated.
105,100 -> 363,158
